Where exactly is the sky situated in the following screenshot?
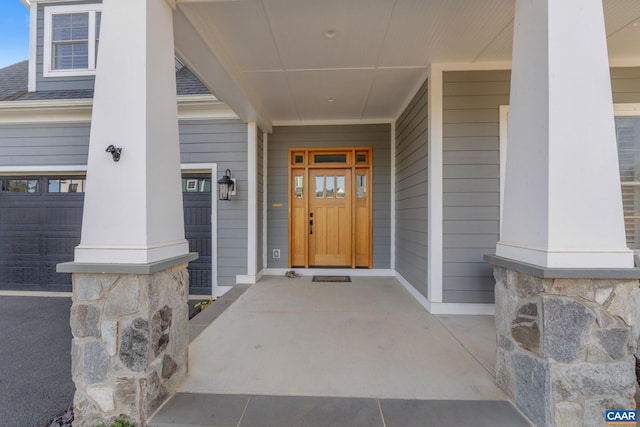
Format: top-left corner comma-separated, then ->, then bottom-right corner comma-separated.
0,0 -> 30,69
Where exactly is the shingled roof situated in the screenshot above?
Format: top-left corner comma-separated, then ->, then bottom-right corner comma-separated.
0,60 -> 211,102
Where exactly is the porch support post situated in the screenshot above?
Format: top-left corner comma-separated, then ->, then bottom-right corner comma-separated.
496,0 -> 632,269
57,1 -> 195,425
490,1 -> 640,426
245,122 -> 258,282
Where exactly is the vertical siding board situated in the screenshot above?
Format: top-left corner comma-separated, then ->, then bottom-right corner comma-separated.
267,124 -> 391,269
395,79 -> 428,296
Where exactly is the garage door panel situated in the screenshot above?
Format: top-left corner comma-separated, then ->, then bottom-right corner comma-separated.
0,237 -> 40,254
0,207 -> 40,224
1,175 -> 214,294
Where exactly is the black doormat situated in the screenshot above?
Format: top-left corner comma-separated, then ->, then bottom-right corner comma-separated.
312,275 -> 351,283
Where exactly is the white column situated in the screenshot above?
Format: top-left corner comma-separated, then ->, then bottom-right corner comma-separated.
428,65 -> 444,301
496,0 -> 633,269
75,0 -> 188,264
247,122 -> 258,278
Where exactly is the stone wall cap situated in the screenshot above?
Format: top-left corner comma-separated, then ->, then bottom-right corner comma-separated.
56,253 -> 199,275
485,254 -> 640,279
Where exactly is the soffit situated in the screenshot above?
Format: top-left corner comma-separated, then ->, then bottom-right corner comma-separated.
175,0 -> 640,125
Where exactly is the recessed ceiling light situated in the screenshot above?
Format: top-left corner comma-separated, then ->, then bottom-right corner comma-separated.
327,97 -> 335,103
324,29 -> 337,39
628,20 -> 640,28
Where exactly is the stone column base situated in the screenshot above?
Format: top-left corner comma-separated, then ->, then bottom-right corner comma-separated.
69,264 -> 190,427
493,265 -> 640,427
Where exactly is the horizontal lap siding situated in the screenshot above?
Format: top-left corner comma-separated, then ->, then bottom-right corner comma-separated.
179,119 -> 248,286
267,124 -> 391,269
611,67 -> 640,103
0,123 -> 90,166
442,70 -> 510,304
395,79 -> 428,297
257,131 -> 264,272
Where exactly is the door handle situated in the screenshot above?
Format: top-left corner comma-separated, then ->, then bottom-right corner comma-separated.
309,219 -> 313,235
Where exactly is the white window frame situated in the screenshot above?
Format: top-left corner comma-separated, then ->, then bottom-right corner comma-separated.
43,4 -> 102,78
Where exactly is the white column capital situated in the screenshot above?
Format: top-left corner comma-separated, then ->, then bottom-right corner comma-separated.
497,0 -> 633,269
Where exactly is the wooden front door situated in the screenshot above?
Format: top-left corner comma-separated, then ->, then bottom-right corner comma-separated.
289,148 -> 372,269
308,169 -> 352,266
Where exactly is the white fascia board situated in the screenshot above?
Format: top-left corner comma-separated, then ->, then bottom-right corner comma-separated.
272,119 -> 393,126
0,97 -> 236,124
28,1 -> 37,91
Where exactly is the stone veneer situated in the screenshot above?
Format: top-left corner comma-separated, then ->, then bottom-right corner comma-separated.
69,264 -> 190,427
494,266 -> 640,427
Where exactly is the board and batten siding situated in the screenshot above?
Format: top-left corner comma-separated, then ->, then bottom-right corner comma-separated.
36,1 -> 101,92
256,130 -> 264,272
267,124 -> 391,269
395,80 -> 429,297
179,119 -> 248,286
442,70 -> 509,304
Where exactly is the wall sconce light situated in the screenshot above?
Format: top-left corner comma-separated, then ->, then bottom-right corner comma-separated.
105,145 -> 122,162
217,169 -> 236,200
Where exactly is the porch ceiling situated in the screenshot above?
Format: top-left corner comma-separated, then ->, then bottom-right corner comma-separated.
174,0 -> 640,128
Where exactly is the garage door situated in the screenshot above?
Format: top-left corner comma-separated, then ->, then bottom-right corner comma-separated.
0,175 -> 213,294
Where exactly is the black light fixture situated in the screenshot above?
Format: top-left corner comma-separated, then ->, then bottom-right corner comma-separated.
217,169 -> 235,200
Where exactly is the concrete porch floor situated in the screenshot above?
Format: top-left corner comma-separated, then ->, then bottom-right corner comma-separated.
151,276 -> 530,426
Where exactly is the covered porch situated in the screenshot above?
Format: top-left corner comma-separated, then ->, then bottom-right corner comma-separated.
151,275 -> 529,426
61,0 -> 640,425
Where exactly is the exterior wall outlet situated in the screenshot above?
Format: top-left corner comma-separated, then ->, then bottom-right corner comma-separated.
273,249 -> 281,259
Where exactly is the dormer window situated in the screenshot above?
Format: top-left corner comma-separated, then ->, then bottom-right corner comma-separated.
43,4 -> 102,77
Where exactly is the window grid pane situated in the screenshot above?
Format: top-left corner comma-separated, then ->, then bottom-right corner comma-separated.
616,117 -> 640,249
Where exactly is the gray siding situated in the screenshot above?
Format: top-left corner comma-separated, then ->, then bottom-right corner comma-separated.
179,119 -> 248,286
36,1 -> 101,92
612,67 -> 640,103
395,80 -> 428,297
0,119 -> 248,288
0,122 -> 90,166
257,130 -> 264,272
442,70 -> 509,304
267,124 -> 391,269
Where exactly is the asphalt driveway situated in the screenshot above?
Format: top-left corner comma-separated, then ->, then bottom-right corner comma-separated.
0,296 -> 74,427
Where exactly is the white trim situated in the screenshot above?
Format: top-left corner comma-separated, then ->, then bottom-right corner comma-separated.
0,290 -> 72,298
182,162 -> 218,298
614,103 -> 640,116
434,61 -> 513,71
427,64 -> 444,303
262,268 -> 395,277
499,105 -> 509,235
247,123 -> 258,277
213,285 -> 232,299
0,165 -> 87,173
28,1 -> 37,92
236,274 -> 257,284
395,272 -> 495,315
390,121 -> 396,270
272,119 -> 393,127
262,133 -> 269,269
43,4 -> 103,78
0,98 -> 237,125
